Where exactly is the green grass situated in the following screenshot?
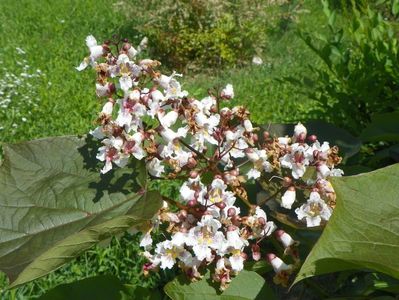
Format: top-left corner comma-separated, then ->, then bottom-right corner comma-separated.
0,0 -> 331,298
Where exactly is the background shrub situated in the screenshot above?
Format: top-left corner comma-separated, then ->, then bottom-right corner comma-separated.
123,0 -> 287,71
288,0 -> 399,134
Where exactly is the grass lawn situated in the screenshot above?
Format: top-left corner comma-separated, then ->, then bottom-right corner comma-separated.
0,0 -> 329,298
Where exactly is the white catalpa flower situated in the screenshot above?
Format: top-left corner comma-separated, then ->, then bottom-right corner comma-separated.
90,126 -> 105,140
101,101 -> 114,115
122,132 -> 146,160
96,137 -> 129,174
267,253 -> 293,274
275,230 -> 296,249
160,127 -> 188,143
155,240 -> 186,269
205,178 -> 236,207
246,148 -> 273,179
280,186 -> 296,209
179,176 -> 206,203
186,215 -> 226,261
146,158 -> 165,177
140,232 -> 153,250
221,84 -> 234,99
158,110 -> 179,128
191,112 -> 220,150
76,35 -> 104,71
160,140 -> 192,168
245,207 -> 276,239
280,143 -> 310,179
294,122 -> 307,139
295,191 -> 332,227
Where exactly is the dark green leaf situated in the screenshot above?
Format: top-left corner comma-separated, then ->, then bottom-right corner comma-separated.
294,164 -> 399,286
164,270 -> 276,300
38,275 -> 126,300
0,136 -> 161,287
360,112 -> 399,143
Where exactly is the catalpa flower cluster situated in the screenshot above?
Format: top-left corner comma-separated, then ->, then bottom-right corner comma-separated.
78,35 -> 343,289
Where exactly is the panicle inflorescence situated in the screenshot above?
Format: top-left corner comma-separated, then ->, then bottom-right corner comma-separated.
77,35 -> 343,289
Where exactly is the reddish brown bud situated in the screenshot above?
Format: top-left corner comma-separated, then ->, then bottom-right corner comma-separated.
313,150 -> 320,160
252,244 -> 261,261
216,201 -> 226,209
231,215 -> 241,226
258,217 -> 266,226
227,207 -> 236,217
252,133 -> 259,143
190,170 -> 199,179
123,38 -> 129,43
187,199 -> 197,207
230,169 -> 239,177
108,83 -> 116,94
102,44 -> 111,53
210,105 -> 218,113
187,157 -> 197,168
275,229 -> 285,238
266,253 -> 276,263
297,132 -> 306,143
282,177 -> 292,187
178,209 -> 188,219
308,135 -> 318,143
240,252 -> 248,260
122,43 -> 131,51
263,131 -> 270,140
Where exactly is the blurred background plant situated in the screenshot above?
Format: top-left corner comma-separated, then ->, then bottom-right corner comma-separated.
0,48 -> 46,145
118,0 -> 305,72
287,0 -> 399,135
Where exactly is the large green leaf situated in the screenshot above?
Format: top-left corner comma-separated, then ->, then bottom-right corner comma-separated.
38,275 -> 127,300
39,275 -> 162,300
164,270 -> 276,300
360,112 -> 399,142
294,164 -> 399,285
0,136 -> 160,286
10,191 -> 161,288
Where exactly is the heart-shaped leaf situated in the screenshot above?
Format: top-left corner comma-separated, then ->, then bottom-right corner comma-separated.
294,163 -> 399,285
0,136 -> 161,287
164,270 -> 276,300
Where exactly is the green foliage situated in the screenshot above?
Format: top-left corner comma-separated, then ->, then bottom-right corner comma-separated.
164,270 -> 276,300
0,136 -> 162,287
294,163 -> 399,285
290,0 -> 399,134
38,275 -> 127,300
125,0 -> 271,71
